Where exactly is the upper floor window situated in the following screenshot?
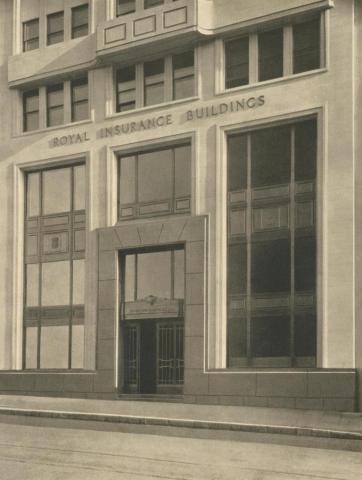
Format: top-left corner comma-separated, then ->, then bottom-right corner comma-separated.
117,0 -> 136,16
224,14 -> 323,89
22,76 -> 89,133
23,18 -> 39,52
47,11 -> 64,45
118,143 -> 191,220
116,50 -> 195,112
71,78 -> 89,122
23,90 -> 39,132
47,84 -> 64,127
71,4 -> 89,39
144,0 -> 164,8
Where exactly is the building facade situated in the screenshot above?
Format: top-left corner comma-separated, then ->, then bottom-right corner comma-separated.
0,0 -> 361,412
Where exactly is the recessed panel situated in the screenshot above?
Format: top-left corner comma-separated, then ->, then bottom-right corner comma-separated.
41,260 -> 70,306
40,325 -> 68,369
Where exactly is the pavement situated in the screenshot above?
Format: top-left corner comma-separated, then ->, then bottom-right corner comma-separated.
0,394 -> 361,444
0,412 -> 361,480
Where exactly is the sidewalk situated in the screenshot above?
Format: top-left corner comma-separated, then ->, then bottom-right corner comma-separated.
0,394 -> 361,441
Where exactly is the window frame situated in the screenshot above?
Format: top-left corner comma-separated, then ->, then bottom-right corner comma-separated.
222,12 -> 325,92
115,50 -> 196,113
225,117 -> 319,369
117,141 -> 192,220
46,83 -> 64,127
71,3 -> 89,39
47,10 -> 65,46
71,77 -> 89,122
23,18 -> 39,52
23,89 -> 40,132
23,162 -> 87,371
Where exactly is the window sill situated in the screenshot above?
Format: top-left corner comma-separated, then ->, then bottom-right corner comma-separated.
216,68 -> 328,97
206,367 -> 356,374
106,96 -> 200,121
13,118 -> 93,139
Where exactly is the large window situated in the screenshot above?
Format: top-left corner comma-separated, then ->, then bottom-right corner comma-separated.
47,84 -> 64,127
71,77 -> 89,122
118,143 -> 191,219
225,14 -> 323,89
116,51 -> 195,112
47,11 -> 64,45
227,119 -> 317,368
24,164 -> 86,369
23,18 -> 39,52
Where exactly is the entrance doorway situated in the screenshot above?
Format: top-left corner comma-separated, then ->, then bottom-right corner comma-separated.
120,246 -> 185,395
123,320 -> 184,394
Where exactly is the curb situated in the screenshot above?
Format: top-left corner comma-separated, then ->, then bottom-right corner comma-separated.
0,407 -> 361,441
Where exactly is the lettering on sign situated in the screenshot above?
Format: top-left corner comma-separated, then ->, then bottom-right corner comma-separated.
50,131 -> 90,148
48,96 -> 266,147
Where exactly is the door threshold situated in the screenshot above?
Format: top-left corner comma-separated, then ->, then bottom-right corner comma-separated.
118,393 -> 184,403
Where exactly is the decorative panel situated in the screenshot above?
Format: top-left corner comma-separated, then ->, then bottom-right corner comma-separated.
134,16 -> 156,36
42,232 -> 69,255
74,229 -> 86,252
26,234 -> 38,257
253,204 -> 289,232
252,295 -> 290,309
175,198 -> 190,211
163,7 -> 187,28
105,24 -> 126,44
139,202 -> 170,215
252,184 -> 289,200
296,201 -> 314,228
229,209 -> 246,236
229,190 -> 246,204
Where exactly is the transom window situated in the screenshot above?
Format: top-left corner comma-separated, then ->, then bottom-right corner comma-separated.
23,76 -> 89,132
116,51 -> 195,112
227,119 -> 317,368
118,143 -> 191,220
225,14 -> 322,89
24,164 -> 86,370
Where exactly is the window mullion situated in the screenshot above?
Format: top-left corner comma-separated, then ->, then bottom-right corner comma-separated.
164,55 -> 173,102
64,80 -> 72,125
39,86 -> 47,130
283,25 -> 293,77
136,63 -> 144,108
320,10 -> 326,68
246,134 -> 252,364
249,33 -> 258,84
64,5 -> 71,42
290,127 -> 296,365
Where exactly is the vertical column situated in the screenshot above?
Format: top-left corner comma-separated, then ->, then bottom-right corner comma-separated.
283,25 -> 293,77
249,33 -> 258,84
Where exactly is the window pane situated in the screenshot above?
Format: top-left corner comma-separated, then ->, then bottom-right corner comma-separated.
174,145 -> 191,197
173,51 -> 194,100
72,101 -> 88,122
27,172 -> 40,217
119,156 -> 136,205
24,91 -> 39,112
72,4 -> 88,38
48,32 -> 64,45
26,263 -> 39,307
174,249 -> 184,299
251,315 -> 290,357
138,149 -> 172,203
293,18 -> 320,73
174,77 -> 194,100
251,126 -> 291,187
25,327 -> 38,369
48,107 -> 63,126
40,325 -> 68,368
48,12 -> 64,34
72,80 -> 88,102
25,111 -> 39,132
24,19 -> 39,40
117,0 -> 135,15
228,134 -> 247,192
137,251 -> 171,299
295,236 -> 316,291
117,65 -> 136,111
258,28 -> 283,81
228,243 -> 247,295
71,324 -> 84,368
295,119 -> 317,181
42,167 -> 71,214
251,239 -> 291,293
74,165 -> 86,211
295,311 -> 316,357
225,37 -> 249,88
41,260 -> 70,306
228,317 -> 247,363
73,259 -> 85,305
144,0 -> 163,8
47,86 -> 63,107
144,59 -> 164,106
125,254 -> 136,301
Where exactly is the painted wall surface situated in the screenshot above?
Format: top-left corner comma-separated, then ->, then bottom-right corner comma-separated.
0,0 -> 359,410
